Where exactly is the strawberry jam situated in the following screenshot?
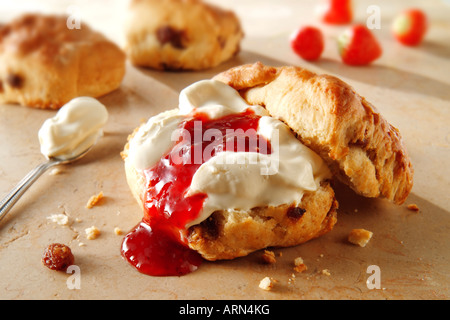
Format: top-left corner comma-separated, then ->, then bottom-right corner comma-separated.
121,109 -> 271,276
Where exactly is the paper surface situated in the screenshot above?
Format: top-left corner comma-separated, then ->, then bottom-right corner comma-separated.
0,0 -> 449,299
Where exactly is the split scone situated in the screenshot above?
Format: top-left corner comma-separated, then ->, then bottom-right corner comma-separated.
124,0 -> 243,70
121,80 -> 337,275
121,63 -> 413,276
214,62 -> 414,205
0,14 -> 126,109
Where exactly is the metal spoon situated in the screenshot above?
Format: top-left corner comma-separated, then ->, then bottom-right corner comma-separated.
0,145 -> 94,223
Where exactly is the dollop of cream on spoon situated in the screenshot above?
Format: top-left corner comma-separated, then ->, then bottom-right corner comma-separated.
38,97 -> 108,161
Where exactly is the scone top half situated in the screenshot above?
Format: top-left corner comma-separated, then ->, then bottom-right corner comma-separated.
214,62 -> 414,205
0,14 -> 125,109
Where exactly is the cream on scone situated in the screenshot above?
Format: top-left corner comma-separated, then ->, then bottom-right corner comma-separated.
0,14 -> 126,109
124,0 -> 243,70
121,80 -> 337,275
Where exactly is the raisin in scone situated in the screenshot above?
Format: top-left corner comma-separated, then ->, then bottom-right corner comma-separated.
214,62 -> 414,205
124,0 -> 243,70
121,80 -> 337,266
0,14 -> 126,109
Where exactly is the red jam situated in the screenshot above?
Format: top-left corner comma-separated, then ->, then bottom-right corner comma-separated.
121,109 -> 271,276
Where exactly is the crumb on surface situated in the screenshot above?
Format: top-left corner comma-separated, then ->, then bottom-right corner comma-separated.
348,228 -> 373,247
114,227 -> 123,235
293,257 -> 307,273
321,269 -> 331,276
85,226 -> 101,240
259,277 -> 275,291
261,250 -> 276,264
46,213 -> 69,226
288,273 -> 296,284
86,191 -> 104,209
49,167 -> 64,175
407,203 -> 419,212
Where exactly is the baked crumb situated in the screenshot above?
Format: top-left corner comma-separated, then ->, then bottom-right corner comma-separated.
114,227 -> 123,235
46,213 -> 69,226
85,226 -> 101,240
86,191 -> 104,209
348,228 -> 373,247
49,167 -> 64,175
294,257 -> 304,265
261,250 -> 276,264
288,273 -> 296,284
293,257 -> 307,273
407,203 -> 419,212
321,269 -> 331,276
259,277 -> 275,291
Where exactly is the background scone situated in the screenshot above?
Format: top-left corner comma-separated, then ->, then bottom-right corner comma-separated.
0,14 -> 126,109
124,0 -> 243,70
214,62 -> 414,205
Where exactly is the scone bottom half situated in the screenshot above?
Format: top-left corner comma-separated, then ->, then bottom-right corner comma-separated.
187,183 -> 338,261
120,79 -> 339,276
122,134 -> 338,262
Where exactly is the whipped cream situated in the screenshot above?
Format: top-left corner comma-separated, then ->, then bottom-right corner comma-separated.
38,97 -> 108,161
127,80 -> 331,228
127,109 -> 186,171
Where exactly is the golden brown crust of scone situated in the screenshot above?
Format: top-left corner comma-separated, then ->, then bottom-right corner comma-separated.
122,123 -> 338,261
0,14 -> 126,109
187,183 -> 337,261
125,0 -> 243,70
214,62 -> 414,205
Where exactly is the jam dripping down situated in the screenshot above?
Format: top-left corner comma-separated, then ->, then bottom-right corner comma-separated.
121,110 -> 271,276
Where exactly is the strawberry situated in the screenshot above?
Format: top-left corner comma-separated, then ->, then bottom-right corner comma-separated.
290,26 -> 324,61
321,0 -> 353,25
392,9 -> 428,46
338,24 -> 382,66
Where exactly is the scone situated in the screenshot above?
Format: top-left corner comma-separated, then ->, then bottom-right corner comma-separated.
0,14 -> 126,109
123,138 -> 338,261
121,80 -> 337,275
214,62 -> 414,205
124,0 -> 243,70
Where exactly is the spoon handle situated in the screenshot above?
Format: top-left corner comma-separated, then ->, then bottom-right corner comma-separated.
0,160 -> 60,223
